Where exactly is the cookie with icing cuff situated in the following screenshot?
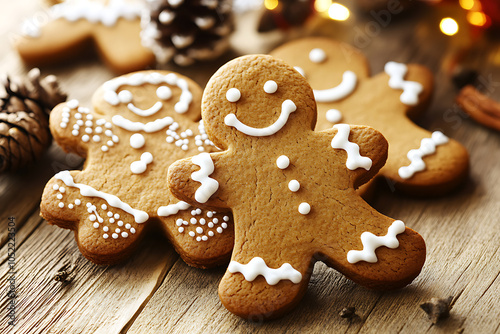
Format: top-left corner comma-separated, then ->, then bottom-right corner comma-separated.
15,0 -> 155,73
167,55 -> 426,319
271,37 -> 469,196
40,70 -> 233,267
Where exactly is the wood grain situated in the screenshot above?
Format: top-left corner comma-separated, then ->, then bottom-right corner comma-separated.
1,1 -> 500,333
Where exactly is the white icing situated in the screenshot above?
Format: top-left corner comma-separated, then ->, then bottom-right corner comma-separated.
384,62 -> 423,106
226,88 -> 241,102
224,100 -> 296,137
294,66 -> 306,77
264,80 -> 278,94
157,201 -> 190,216
130,133 -> 145,149
309,48 -> 326,63
398,131 -> 449,179
326,109 -> 342,123
298,202 -> 311,215
288,180 -> 300,192
331,124 -> 372,171
156,86 -> 172,100
228,257 -> 302,285
347,220 -> 406,263
21,0 -> 143,38
276,155 -> 290,169
313,71 -> 357,103
103,72 -> 193,114
191,153 -> 219,203
55,171 -> 148,223
130,152 -> 153,174
112,115 -> 173,132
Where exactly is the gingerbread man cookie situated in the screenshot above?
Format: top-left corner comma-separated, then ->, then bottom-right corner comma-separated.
167,55 -> 426,319
40,70 -> 233,267
15,0 -> 155,73
271,38 -> 469,196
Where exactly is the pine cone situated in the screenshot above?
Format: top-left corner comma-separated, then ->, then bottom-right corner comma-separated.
141,0 -> 234,66
258,0 -> 315,33
0,68 -> 67,172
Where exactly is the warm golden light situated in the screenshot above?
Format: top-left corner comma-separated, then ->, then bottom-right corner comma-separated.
315,0 -> 332,13
459,0 -> 475,10
467,11 -> 488,26
328,3 -> 350,21
440,17 -> 459,36
264,0 -> 279,10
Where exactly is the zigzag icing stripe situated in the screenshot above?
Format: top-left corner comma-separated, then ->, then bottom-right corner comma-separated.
384,61 -> 423,106
228,257 -> 302,285
331,124 -> 372,170
191,153 -> 219,203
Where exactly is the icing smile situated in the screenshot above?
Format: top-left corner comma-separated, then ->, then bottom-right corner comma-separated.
127,101 -> 163,117
313,71 -> 357,102
224,99 -> 297,136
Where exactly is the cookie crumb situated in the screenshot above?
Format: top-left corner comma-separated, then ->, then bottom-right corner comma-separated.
420,296 -> 453,324
339,306 -> 356,319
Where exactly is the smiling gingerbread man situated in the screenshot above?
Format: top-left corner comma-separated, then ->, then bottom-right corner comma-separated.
271,37 -> 469,196
41,70 -> 233,267
168,55 -> 426,319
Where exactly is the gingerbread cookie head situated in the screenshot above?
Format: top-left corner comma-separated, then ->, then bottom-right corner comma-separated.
271,37 -> 469,196
41,70 -> 233,267
168,55 -> 426,319
201,55 -> 317,150
15,0 -> 155,73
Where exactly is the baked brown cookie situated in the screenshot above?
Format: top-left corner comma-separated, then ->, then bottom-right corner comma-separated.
271,37 -> 469,196
15,0 -> 155,73
40,70 -> 233,267
168,55 -> 426,319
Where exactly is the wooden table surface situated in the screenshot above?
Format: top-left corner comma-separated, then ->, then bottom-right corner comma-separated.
1,1 -> 500,333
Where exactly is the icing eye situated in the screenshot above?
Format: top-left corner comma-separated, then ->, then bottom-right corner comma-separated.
309,48 -> 327,63
156,86 -> 172,100
118,90 -> 133,103
226,88 -> 241,102
264,80 -> 278,94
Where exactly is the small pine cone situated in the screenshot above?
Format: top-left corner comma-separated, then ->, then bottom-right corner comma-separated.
142,0 -> 234,66
0,68 -> 67,172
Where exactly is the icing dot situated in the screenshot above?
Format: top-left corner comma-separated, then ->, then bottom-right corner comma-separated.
298,202 -> 311,215
326,109 -> 343,123
222,223 -> 228,229
207,212 -> 213,218
86,114 -> 93,120
130,228 -> 136,234
217,227 -> 223,233
58,202 -> 64,208
107,212 -> 113,217
72,130 -> 79,136
107,141 -> 114,146
196,236 -> 201,242
223,216 -> 229,222
103,226 -> 109,232
67,99 -> 79,109
115,228 -> 121,233
75,199 -> 81,205
196,209 -> 202,215
101,204 -> 107,210
59,187 -> 65,193
156,86 -> 172,100
118,221 -> 124,226
105,122 -> 112,129
208,222 -> 214,228
125,224 -> 131,229
112,233 -> 118,239
199,218 -> 206,225
93,135 -> 101,142
95,127 -> 103,134
85,120 -> 93,127
264,80 -> 278,94
196,227 -> 203,234
52,184 -> 59,190
93,223 -> 99,228
118,90 -> 133,103
85,127 -> 92,134
213,218 -> 219,224
101,145 -> 109,152
112,135 -> 119,143
114,214 -> 120,219
68,204 -> 74,209
96,119 -> 105,126
109,218 -> 115,224
121,232 -> 129,238
226,88 -> 241,102
276,155 -> 290,169
105,130 -> 113,137
130,133 -> 145,149
60,122 -> 67,128
57,194 -> 63,199
178,227 -> 184,233
82,135 -> 90,142
103,234 -> 109,239
201,236 -> 208,241
86,203 -> 92,208
309,48 -> 327,63
288,180 -> 300,192
89,215 -> 97,221
208,231 -> 214,237
190,218 -> 197,224
189,231 -> 195,237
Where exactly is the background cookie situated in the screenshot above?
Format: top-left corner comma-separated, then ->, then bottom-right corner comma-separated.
40,70 -> 233,267
15,0 -> 155,73
271,37 -> 469,196
168,55 -> 426,319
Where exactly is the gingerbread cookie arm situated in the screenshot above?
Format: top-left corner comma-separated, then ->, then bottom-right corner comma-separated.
320,125 -> 388,189
168,152 -> 230,210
